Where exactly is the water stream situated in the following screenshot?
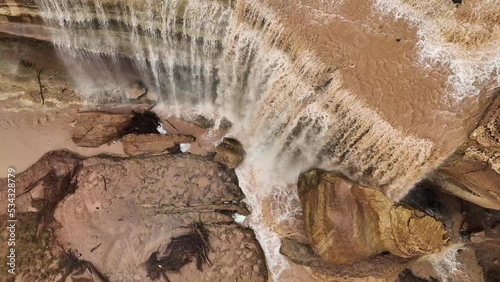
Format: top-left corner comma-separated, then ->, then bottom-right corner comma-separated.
33,0 -> 441,279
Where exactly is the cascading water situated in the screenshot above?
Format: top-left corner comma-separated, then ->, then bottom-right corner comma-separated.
34,0 -> 441,279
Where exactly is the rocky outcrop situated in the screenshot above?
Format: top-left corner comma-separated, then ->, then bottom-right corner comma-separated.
280,238 -> 411,280
1,0 -> 497,204
71,111 -> 133,147
122,133 -> 196,156
214,138 -> 246,169
298,169 -> 446,265
0,150 -> 267,282
434,96 -> 500,210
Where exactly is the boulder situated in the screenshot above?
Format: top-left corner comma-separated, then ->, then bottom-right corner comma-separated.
122,133 -> 196,156
71,111 -> 133,147
298,169 -> 446,265
214,138 -> 246,169
128,82 -> 148,99
127,82 -> 157,101
0,150 -> 267,282
219,117 -> 233,130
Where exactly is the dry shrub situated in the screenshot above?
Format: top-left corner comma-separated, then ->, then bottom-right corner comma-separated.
61,250 -> 109,282
121,111 -> 161,136
145,223 -> 212,281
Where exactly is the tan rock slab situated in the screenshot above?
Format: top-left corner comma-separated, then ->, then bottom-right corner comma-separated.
71,111 -> 133,148
122,133 -> 196,156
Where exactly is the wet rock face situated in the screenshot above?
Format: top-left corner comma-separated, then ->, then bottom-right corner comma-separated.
214,138 -> 246,169
297,169 -> 446,264
0,150 -> 267,282
122,133 -> 196,156
71,111 -> 133,147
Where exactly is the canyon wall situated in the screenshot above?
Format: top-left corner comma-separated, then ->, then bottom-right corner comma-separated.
1,0 -> 496,201
1,1 -> 499,280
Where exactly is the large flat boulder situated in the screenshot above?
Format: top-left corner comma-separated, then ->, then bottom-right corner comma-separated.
0,150 -> 267,282
298,169 -> 446,265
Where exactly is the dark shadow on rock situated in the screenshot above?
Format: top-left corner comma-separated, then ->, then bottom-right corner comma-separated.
120,110 -> 161,136
397,269 -> 438,282
401,180 -> 449,221
60,250 -> 109,282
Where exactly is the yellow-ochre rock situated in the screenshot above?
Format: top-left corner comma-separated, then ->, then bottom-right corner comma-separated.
298,169 -> 446,264
215,138 -> 246,169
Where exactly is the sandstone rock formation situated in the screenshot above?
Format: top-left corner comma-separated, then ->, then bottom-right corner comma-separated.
0,150 -> 267,282
71,111 -> 133,147
122,133 -> 196,156
434,96 -> 500,210
298,169 -> 446,264
2,0 -> 496,203
214,138 -> 246,169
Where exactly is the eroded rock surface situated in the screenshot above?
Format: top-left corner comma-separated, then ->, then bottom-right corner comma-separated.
214,138 -> 246,169
122,133 -> 196,156
434,96 -> 500,210
401,181 -> 500,282
0,150 -> 267,282
71,111 -> 133,147
297,169 -> 446,264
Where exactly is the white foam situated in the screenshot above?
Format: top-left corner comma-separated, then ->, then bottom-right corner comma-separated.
179,143 -> 191,153
375,0 -> 500,99
156,123 -> 168,134
236,164 -> 291,280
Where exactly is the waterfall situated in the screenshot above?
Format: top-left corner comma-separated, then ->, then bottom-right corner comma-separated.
33,0 -> 438,279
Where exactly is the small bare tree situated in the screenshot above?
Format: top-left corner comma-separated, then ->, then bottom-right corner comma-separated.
37,67 -> 45,105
